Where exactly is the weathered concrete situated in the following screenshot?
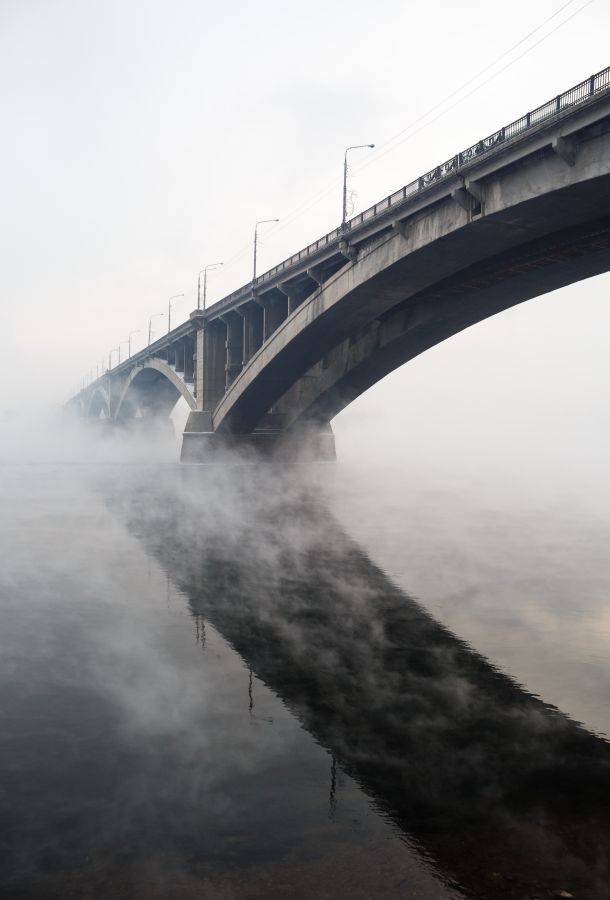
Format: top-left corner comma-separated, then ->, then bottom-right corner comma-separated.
71,69 -> 610,463
214,135 -> 610,433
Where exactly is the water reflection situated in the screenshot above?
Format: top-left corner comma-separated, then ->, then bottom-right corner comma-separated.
1,466 -> 457,900
106,466 -> 610,900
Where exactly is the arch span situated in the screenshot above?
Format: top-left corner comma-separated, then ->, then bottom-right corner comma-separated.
87,385 -> 111,420
213,142 -> 610,435
115,359 -> 197,423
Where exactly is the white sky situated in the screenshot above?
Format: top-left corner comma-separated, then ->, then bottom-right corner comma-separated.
2,0 -> 610,487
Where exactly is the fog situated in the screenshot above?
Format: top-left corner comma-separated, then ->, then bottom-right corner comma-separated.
3,1 -> 610,897
4,453 -> 610,896
2,0 -> 610,511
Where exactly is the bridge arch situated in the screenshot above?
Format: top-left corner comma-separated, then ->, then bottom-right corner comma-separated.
115,359 -> 197,423
213,144 -> 610,435
87,385 -> 111,420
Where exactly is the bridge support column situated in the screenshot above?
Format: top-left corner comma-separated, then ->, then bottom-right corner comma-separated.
183,335 -> 195,383
278,285 -> 299,315
222,313 -> 243,387
256,296 -> 272,341
270,292 -> 288,329
174,341 -> 185,374
241,302 -> 263,363
195,328 -> 204,407
203,321 -> 227,410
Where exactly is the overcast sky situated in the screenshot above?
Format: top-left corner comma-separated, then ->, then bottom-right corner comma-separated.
2,0 -> 610,486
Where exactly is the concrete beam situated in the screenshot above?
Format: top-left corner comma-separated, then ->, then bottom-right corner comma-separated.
452,177 -> 483,213
391,219 -> 409,239
338,240 -> 358,262
552,135 -> 577,167
464,178 -> 483,203
451,187 -> 472,212
306,266 -> 324,285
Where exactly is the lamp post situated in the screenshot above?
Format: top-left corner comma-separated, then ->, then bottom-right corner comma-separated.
342,144 -> 375,230
200,263 -> 223,310
197,264 -> 224,310
167,293 -> 185,332
128,330 -> 141,358
253,219 -> 279,283
148,313 -> 164,346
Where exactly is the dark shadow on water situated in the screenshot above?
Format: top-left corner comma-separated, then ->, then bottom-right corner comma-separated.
98,466 -> 610,900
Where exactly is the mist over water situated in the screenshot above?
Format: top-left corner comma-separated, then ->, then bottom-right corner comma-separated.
2,419 -> 610,899
4,0 -> 610,894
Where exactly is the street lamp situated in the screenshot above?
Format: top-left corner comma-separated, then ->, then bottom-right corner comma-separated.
128,330 -> 141,357
167,293 -> 185,332
118,341 -> 129,363
148,313 -> 164,346
197,263 -> 223,310
342,144 -> 375,230
253,219 -> 279,282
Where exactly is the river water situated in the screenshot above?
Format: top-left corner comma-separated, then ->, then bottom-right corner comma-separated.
2,445 -> 610,899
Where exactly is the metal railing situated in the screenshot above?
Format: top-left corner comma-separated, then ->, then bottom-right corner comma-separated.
215,65 -> 610,310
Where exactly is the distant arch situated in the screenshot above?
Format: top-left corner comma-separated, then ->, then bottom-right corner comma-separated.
87,385 -> 111,420
114,359 -> 197,423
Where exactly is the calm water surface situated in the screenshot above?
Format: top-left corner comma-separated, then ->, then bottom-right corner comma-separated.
1,459 -> 610,899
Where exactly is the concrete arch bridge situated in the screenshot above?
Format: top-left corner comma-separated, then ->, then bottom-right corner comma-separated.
73,67 -> 610,462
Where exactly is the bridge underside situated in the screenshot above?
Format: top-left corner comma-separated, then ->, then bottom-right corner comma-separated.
115,368 -> 186,422
275,215 -> 610,430
181,218 -> 610,462
182,175 -> 610,462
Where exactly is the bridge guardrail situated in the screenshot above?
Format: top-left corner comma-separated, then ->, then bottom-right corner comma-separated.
215,65 -> 610,308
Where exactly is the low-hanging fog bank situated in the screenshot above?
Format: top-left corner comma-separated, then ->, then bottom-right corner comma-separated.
2,272 -> 609,513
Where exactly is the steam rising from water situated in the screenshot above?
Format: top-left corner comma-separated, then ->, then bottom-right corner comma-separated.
2,414 -> 610,898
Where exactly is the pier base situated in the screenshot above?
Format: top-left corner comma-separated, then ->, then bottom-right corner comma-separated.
180,412 -> 336,464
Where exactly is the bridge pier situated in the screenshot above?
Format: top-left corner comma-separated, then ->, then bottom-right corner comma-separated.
180,413 -> 336,464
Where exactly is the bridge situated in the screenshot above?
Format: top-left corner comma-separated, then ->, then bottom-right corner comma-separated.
72,66 -> 610,462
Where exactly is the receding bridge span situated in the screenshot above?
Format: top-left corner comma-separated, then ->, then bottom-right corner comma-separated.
72,67 -> 610,461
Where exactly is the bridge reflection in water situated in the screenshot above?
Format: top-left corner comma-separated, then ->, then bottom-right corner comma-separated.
104,468 -> 610,900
